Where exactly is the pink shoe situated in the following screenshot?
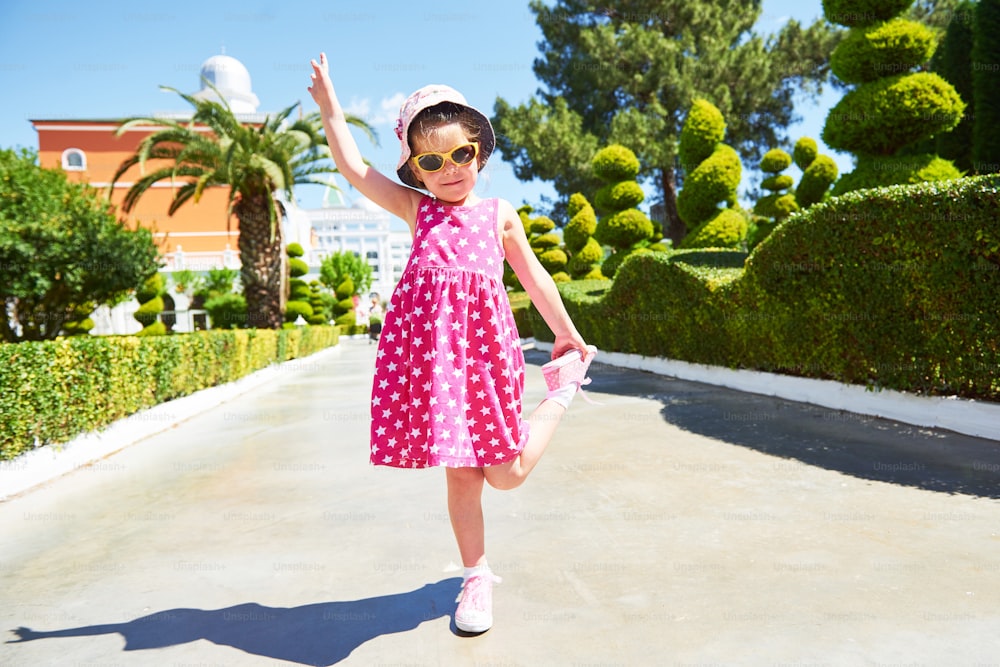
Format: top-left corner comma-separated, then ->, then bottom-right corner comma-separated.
541,345 -> 597,392
455,571 -> 501,633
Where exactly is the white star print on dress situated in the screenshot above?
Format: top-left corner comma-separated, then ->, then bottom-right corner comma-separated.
370,196 -> 528,469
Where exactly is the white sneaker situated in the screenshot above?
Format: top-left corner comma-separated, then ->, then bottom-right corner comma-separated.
455,571 -> 501,633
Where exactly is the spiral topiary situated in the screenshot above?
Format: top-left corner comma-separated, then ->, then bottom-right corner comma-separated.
62,302 -> 95,336
307,281 -> 332,325
676,99 -> 747,249
822,0 -> 965,195
332,276 -> 356,328
283,243 -> 313,328
133,273 -> 166,336
563,193 -> 605,280
592,145 -> 655,277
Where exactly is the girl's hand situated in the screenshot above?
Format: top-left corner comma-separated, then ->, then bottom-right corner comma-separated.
307,52 -> 335,113
551,332 -> 589,361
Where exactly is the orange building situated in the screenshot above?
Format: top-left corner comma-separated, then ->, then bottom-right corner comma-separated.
31,54 -> 269,271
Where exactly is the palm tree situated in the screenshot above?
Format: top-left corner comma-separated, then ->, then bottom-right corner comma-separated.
110,85 -> 375,329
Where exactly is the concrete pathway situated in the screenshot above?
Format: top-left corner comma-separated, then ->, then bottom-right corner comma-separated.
2,339 -> 999,666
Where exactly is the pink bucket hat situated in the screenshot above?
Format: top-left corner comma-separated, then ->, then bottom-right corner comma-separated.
394,84 -> 496,189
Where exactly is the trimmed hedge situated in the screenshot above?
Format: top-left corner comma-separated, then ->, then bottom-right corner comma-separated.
0,326 -> 339,460
531,176 -> 1000,401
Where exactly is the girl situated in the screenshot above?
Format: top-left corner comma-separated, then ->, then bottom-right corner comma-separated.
308,53 -> 596,634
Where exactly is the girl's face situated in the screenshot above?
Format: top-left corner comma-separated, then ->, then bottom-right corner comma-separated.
409,122 -> 479,205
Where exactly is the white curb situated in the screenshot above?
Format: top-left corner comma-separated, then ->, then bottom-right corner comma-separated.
533,341 -> 1000,442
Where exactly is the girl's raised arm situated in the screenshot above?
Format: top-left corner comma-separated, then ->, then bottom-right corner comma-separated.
307,53 -> 420,231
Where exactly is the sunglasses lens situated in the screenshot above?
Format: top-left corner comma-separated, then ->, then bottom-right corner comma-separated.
451,145 -> 476,165
416,154 -> 445,171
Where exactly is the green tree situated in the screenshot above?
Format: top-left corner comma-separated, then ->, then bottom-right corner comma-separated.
110,84 -> 374,330
931,0 -> 975,173
493,0 -> 840,242
319,250 -> 373,298
0,148 -> 160,343
973,0 -> 1000,172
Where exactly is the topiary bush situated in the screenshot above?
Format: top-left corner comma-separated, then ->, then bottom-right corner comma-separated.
284,244 -> 313,328
62,302 -> 96,337
134,273 -> 166,336
591,145 -> 655,277
563,193 -> 605,280
331,276 -> 356,329
794,137 -> 840,208
822,0 -> 965,194
676,99 -> 747,249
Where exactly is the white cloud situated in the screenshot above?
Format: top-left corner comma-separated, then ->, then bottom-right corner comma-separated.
344,92 -> 406,127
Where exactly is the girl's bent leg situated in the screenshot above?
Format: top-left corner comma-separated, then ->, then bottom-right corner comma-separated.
446,466 -> 487,568
482,398 -> 567,491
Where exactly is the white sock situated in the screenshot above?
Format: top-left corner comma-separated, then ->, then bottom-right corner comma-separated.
463,563 -> 491,582
545,383 -> 577,409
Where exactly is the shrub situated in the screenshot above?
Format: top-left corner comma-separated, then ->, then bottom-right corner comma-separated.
531,233 -> 562,250
529,217 -> 555,235
289,257 -> 310,278
677,144 -> 742,229
538,247 -> 569,273
286,242 -> 305,258
0,326 -> 340,460
594,209 -> 654,249
532,175 -> 1000,401
591,144 -> 641,182
793,138 -> 819,170
830,19 -> 936,84
823,0 -> 964,194
594,181 -> 645,213
591,145 -> 655,274
678,98 -> 726,170
796,154 -> 840,207
823,72 -> 965,155
204,293 -> 247,329
682,209 -> 750,249
133,274 -> 166,336
822,0 -> 913,27
760,149 -> 793,174
563,194 -> 598,252
832,153 -> 962,196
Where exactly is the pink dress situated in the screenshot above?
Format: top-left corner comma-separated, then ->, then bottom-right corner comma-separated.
370,196 -> 528,468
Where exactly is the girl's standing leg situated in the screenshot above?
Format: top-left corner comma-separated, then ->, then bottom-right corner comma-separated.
445,467 -> 487,567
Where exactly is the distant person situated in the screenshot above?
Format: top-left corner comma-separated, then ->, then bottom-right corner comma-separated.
309,53 -> 597,634
367,293 -> 383,342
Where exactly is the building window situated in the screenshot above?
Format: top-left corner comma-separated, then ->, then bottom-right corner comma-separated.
62,148 -> 86,171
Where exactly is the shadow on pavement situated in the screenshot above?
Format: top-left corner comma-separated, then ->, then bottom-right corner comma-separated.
7,578 -> 463,665
527,351 -> 1000,500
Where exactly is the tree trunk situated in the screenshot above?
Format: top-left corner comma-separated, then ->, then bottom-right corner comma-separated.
660,166 -> 685,246
236,197 -> 284,329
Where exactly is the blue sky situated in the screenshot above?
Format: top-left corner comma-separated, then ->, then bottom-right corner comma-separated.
0,0 -> 843,220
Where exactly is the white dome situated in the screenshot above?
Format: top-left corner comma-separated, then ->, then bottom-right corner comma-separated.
193,54 -> 260,113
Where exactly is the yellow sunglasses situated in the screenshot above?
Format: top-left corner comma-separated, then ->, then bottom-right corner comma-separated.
411,142 -> 480,173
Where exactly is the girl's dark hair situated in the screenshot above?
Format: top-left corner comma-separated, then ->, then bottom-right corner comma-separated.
408,101 -> 482,150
